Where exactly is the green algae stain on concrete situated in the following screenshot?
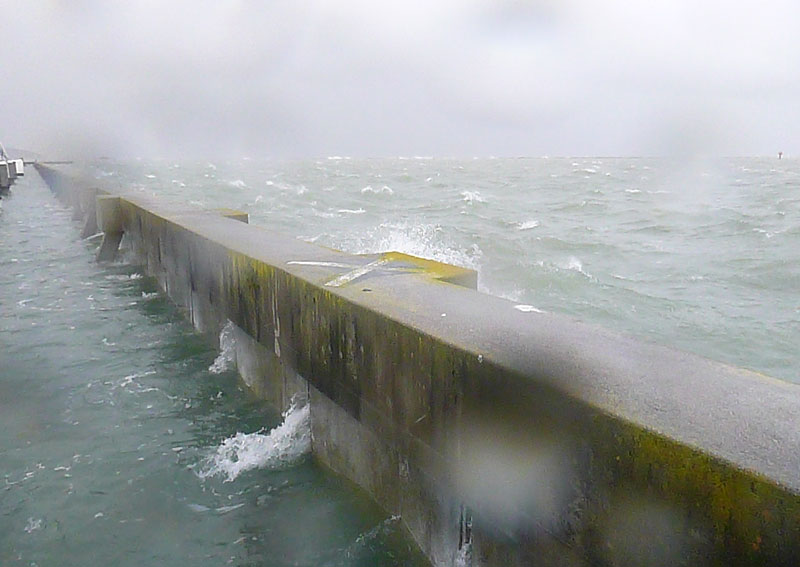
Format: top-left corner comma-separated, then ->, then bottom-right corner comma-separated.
586,415 -> 800,566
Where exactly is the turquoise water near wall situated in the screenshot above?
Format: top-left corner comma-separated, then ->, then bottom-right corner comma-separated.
95,156 -> 800,383
0,173 -> 427,566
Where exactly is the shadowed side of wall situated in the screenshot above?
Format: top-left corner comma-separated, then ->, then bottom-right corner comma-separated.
35,163 -> 800,567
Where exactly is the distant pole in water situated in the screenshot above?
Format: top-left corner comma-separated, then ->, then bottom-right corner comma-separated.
778,151 -> 783,159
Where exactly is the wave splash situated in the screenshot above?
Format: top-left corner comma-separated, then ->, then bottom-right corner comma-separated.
208,321 -> 236,374
331,221 -> 480,272
197,400 -> 311,482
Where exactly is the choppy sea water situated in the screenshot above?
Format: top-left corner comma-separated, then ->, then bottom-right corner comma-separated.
97,156 -> 799,383
0,174 -> 427,566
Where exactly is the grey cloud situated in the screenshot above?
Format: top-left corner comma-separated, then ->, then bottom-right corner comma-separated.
2,0 -> 799,157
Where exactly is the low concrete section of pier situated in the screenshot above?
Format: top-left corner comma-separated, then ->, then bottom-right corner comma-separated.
0,161 -> 12,190
35,163 -> 800,567
0,158 -> 26,196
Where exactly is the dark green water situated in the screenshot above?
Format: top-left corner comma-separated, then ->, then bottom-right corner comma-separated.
0,174 -> 427,565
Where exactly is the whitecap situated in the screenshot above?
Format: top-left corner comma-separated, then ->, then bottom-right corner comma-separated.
338,208 -> 366,215
517,220 -> 539,230
197,400 -> 311,482
117,370 -> 156,391
227,179 -> 247,189
460,191 -> 486,204
361,185 -> 394,195
559,257 -> 593,279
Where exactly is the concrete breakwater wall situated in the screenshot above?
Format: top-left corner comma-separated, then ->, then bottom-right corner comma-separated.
35,164 -> 800,566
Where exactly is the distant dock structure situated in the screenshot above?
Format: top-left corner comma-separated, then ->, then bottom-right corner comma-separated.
0,143 -> 67,197
0,141 -> 26,197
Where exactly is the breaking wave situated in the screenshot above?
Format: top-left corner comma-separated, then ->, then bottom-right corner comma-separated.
197,400 -> 311,482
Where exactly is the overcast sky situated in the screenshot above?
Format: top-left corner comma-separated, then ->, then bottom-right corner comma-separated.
2,1 -> 799,158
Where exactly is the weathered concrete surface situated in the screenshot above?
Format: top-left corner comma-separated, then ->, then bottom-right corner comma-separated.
35,164 -> 800,567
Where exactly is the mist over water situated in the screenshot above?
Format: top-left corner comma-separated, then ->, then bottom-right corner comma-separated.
98,156 -> 800,383
0,173 -> 427,566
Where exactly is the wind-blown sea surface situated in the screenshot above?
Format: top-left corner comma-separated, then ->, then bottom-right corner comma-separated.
97,156 -> 799,384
